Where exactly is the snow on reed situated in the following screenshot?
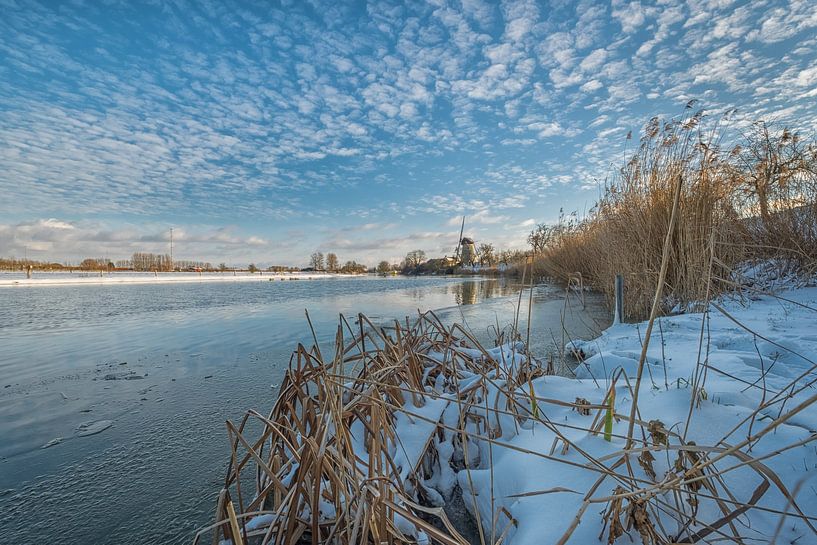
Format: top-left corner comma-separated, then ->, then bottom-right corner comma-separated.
196,287 -> 817,545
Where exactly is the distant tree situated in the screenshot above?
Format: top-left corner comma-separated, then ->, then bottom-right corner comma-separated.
376,260 -> 391,274
527,223 -> 559,254
478,243 -> 496,266
404,250 -> 426,268
132,252 -> 150,271
218,263 -> 227,271
130,252 -> 173,271
159,254 -> 172,272
309,251 -> 325,270
326,252 -> 339,272
495,249 -> 526,266
341,260 -> 367,274
80,258 -> 102,270
248,263 -> 258,273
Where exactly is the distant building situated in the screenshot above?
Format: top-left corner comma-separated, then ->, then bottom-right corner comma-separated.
424,256 -> 458,272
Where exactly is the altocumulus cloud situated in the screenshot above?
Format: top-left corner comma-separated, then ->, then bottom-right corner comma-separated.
1,0 -> 816,264
0,219 -> 273,264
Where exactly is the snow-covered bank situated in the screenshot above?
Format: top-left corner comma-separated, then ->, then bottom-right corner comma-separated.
0,271 -> 350,287
200,287 -> 817,545
457,286 -> 817,544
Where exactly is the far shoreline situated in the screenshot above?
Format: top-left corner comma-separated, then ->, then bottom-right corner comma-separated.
0,271 -> 359,287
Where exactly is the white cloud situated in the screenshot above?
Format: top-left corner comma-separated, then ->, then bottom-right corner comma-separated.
580,79 -> 603,93
0,219 -> 276,263
612,1 -> 646,34
746,1 -> 817,43
1,0 -> 815,265
579,48 -> 608,72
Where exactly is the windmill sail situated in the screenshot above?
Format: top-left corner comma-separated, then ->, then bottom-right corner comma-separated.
454,216 -> 465,261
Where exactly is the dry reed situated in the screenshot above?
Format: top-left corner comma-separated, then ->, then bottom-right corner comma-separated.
535,108 -> 817,320
192,298 -> 817,544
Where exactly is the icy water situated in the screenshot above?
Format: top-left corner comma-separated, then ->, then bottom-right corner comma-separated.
0,275 -> 608,545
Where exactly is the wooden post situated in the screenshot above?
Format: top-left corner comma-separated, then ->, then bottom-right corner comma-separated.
614,274 -> 624,324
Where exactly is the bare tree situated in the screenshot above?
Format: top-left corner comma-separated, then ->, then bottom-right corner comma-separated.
733,121 -> 817,222
498,249 -> 526,265
340,260 -> 367,274
130,252 -> 172,271
477,243 -> 496,266
326,252 -> 339,272
80,258 -> 107,270
527,223 -> 562,254
309,251 -> 325,270
404,250 -> 426,268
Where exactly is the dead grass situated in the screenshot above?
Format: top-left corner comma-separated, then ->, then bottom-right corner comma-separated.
535,109 -> 817,321
192,302 -> 817,544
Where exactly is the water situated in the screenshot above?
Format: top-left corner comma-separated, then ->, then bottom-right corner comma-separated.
0,275 -> 608,545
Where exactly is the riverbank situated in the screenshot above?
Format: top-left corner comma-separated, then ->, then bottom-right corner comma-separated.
469,285 -> 817,544
200,284 -> 817,544
0,271 -> 350,287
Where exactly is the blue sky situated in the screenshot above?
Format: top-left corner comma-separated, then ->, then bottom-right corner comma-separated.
1,0 -> 816,266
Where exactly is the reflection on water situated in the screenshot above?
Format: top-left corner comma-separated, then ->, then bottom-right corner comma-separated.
0,275 -> 608,545
0,276 -> 516,386
451,277 -> 519,306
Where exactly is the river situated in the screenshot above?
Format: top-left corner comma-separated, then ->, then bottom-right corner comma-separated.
0,275 -> 609,544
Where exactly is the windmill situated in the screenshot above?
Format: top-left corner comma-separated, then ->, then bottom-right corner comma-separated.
453,216 -> 477,267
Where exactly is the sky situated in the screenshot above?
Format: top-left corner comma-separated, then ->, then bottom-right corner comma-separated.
1,0 -> 816,267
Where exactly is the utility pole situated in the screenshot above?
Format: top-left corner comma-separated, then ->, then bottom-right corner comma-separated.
169,227 -> 173,272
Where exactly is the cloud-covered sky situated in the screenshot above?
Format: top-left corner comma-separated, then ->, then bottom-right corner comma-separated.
2,0 -> 816,266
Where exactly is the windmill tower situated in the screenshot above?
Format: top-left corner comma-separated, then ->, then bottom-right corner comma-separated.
453,216 -> 477,266
459,237 -> 476,266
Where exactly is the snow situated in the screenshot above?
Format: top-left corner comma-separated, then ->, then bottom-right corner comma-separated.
245,513 -> 276,530
393,287 -> 817,544
0,271 -> 355,287
392,396 -> 450,483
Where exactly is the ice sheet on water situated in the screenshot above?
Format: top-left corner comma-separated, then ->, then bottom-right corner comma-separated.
76,420 -> 113,437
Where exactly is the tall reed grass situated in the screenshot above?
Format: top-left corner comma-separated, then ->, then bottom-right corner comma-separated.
535,108 -> 817,320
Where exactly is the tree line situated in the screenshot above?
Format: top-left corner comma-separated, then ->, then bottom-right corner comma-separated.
308,252 -> 368,274
396,244 -> 529,275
